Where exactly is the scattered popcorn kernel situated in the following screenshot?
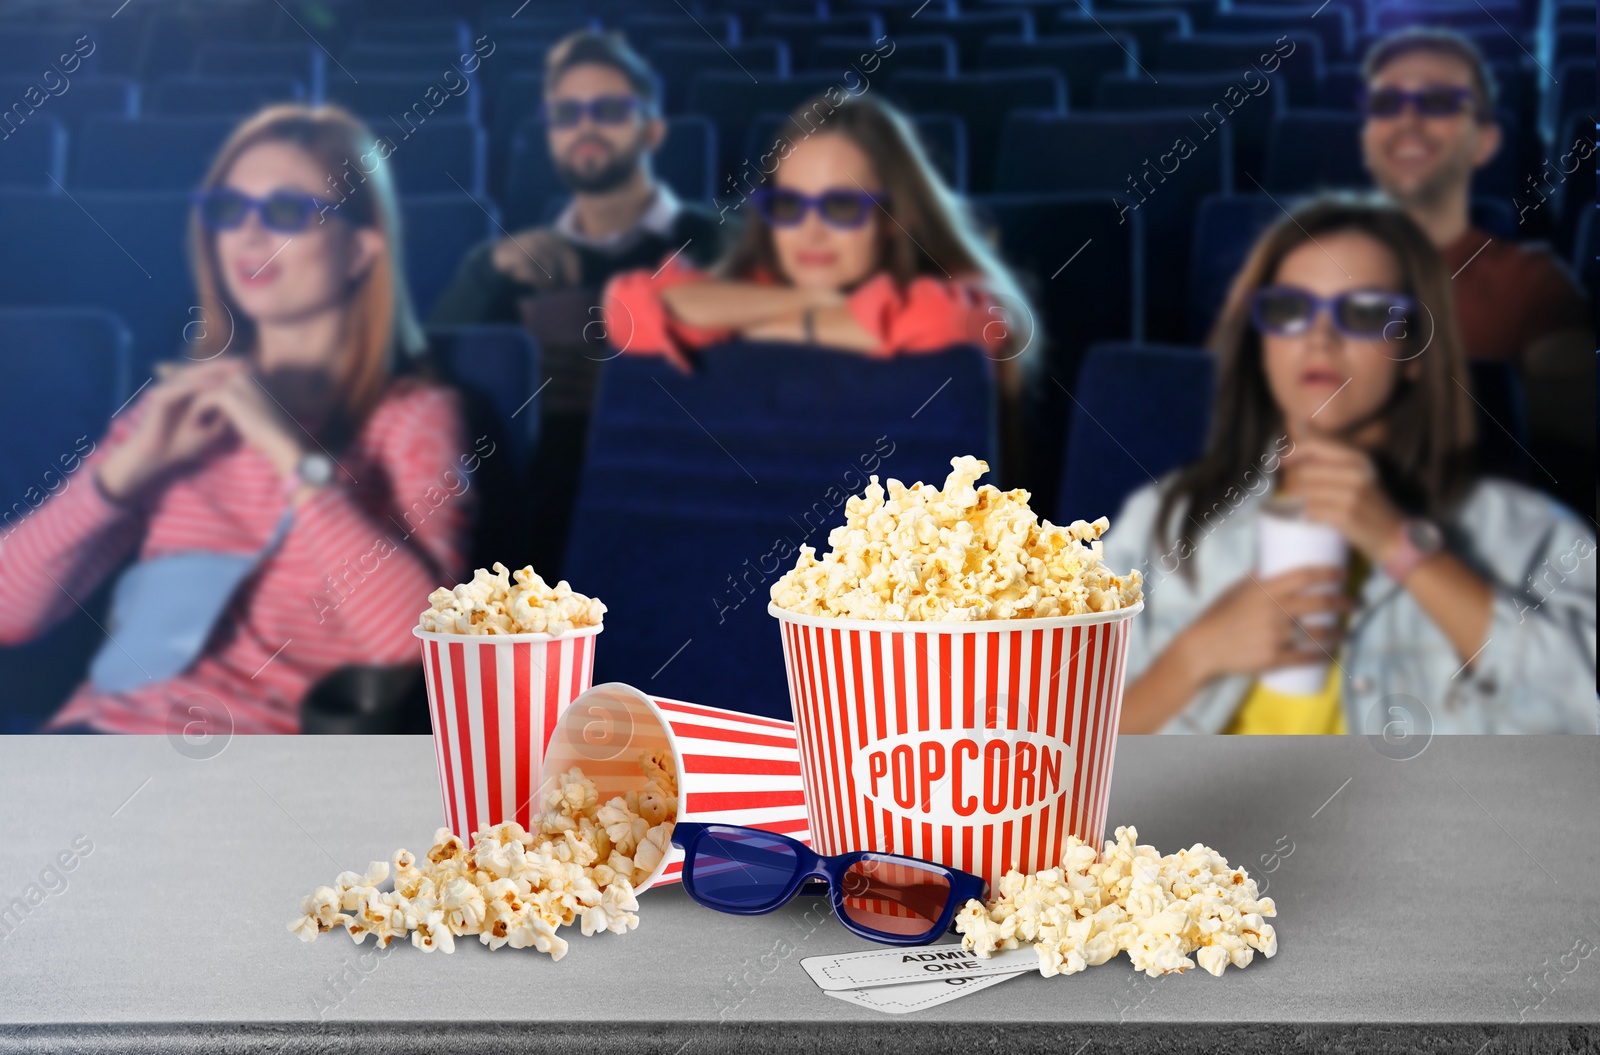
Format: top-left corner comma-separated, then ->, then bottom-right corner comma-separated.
955,827 -> 1279,980
288,754 -> 672,960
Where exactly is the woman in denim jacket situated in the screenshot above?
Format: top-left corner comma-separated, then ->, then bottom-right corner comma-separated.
1103,198 -> 1595,735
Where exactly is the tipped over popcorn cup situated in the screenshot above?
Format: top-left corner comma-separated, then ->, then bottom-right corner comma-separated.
415,562 -> 606,840
539,682 -> 812,891
769,456 -> 1144,890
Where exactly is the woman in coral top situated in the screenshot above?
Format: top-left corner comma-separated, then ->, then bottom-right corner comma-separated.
602,94 -> 1035,437
0,105 -> 475,734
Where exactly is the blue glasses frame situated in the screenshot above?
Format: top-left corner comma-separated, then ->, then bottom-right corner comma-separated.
1250,285 -> 1418,340
671,822 -> 987,946
1360,85 -> 1480,120
749,188 -> 884,229
542,94 -> 644,128
192,189 -> 337,233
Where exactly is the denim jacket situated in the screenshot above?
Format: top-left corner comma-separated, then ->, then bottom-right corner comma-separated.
1100,474 -> 1597,734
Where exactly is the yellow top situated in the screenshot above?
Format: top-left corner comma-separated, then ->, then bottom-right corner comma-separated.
1223,661 -> 1347,734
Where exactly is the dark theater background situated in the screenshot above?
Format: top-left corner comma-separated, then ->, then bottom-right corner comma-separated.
0,0 -> 1592,731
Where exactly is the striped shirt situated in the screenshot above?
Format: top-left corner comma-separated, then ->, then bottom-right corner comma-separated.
0,379 -> 474,734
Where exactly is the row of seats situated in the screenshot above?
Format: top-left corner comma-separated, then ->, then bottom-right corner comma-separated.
4,81 -> 1585,205
6,0 -> 1573,76
0,177 -> 1584,381
2,306 -> 1569,718
8,36 -> 1575,143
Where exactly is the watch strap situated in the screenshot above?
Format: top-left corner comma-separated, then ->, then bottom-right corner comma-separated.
1382,519 -> 1438,582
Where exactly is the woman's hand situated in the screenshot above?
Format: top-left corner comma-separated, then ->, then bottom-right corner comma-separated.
95,358 -> 243,502
1279,437 -> 1407,563
185,367 -> 307,478
1173,566 -> 1352,683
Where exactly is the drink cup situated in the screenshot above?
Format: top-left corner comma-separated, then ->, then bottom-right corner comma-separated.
1256,497 -> 1347,695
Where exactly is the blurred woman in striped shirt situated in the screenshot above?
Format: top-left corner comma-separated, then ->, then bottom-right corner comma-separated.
0,105 -> 475,734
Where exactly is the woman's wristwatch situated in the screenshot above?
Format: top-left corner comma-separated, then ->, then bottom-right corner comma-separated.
282,451 -> 335,500
1382,517 -> 1444,582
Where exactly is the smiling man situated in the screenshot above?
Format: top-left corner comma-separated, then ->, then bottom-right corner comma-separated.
1360,28 -> 1593,513
433,31 -> 727,325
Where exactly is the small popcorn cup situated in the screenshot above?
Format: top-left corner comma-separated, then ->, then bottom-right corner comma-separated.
538,682 -> 811,891
414,624 -> 602,840
771,601 -> 1143,890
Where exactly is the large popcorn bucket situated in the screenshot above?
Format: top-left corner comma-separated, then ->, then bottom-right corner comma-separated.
538,682 -> 810,892
771,602 -> 1142,891
414,625 -> 602,840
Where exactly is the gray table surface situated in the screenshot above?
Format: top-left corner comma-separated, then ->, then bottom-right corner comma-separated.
0,733 -> 1596,1054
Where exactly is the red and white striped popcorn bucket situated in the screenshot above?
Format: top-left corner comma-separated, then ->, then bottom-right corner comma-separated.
539,682 -> 811,891
770,601 -> 1143,890
414,625 -> 601,840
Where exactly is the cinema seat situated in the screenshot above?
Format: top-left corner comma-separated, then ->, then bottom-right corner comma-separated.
1059,343 -> 1214,525
566,342 -> 995,718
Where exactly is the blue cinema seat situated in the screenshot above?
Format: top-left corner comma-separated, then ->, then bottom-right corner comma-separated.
326,64 -> 483,119
978,36 -> 1137,109
806,35 -> 956,76
642,39 -> 791,114
1056,9 -> 1191,60
74,116 -> 234,190
0,77 -> 137,139
147,77 -> 306,117
425,325 -> 541,570
401,193 -> 500,319
565,342 -> 996,718
973,192 -> 1144,520
0,308 -> 133,731
1058,343 -> 1214,525
886,70 -> 1067,193
193,43 -> 325,99
1096,70 -> 1286,187
0,118 -> 66,190
0,189 -> 192,376
996,111 -> 1230,343
1153,32 -> 1325,107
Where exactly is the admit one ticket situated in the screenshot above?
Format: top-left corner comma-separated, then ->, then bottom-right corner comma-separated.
802,943 -> 1040,991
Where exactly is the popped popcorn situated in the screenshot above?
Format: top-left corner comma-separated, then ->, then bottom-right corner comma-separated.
770,456 -> 1142,622
287,753 -> 677,960
418,562 -> 607,636
955,826 -> 1278,979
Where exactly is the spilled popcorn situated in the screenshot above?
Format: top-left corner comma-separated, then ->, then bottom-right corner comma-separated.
770,456 -> 1142,621
419,561 -> 606,636
287,754 -> 676,960
956,826 -> 1278,978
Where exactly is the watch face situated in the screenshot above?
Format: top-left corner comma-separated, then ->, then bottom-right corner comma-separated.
1406,519 -> 1443,553
298,453 -> 335,487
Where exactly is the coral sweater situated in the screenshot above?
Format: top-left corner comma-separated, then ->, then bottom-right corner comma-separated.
601,258 -> 1007,369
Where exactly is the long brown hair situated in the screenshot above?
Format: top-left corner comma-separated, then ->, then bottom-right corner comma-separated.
188,104 -> 426,434
721,94 -> 1036,362
1156,196 -> 1477,568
